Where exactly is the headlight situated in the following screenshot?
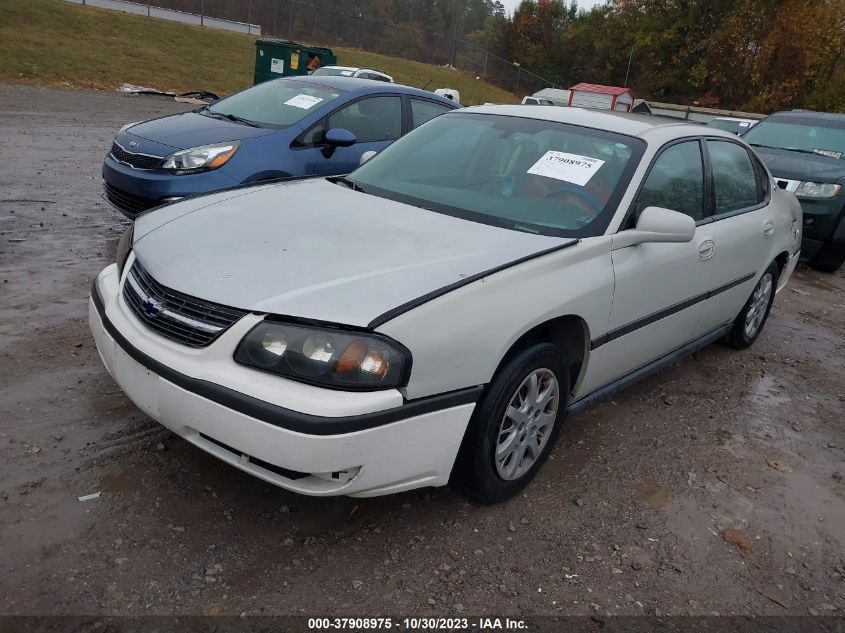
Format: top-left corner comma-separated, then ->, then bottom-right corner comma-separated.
162,142 -> 239,175
115,224 -> 133,276
234,321 -> 411,390
795,182 -> 841,199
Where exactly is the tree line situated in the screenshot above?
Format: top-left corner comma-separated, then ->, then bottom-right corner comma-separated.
477,0 -> 845,112
152,0 -> 845,112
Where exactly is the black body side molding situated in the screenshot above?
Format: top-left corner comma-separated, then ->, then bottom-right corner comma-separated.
569,323 -> 731,415
591,272 -> 754,349
368,239 -> 581,329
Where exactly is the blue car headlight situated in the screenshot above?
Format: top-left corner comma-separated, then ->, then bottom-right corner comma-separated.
162,141 -> 240,175
234,320 -> 411,390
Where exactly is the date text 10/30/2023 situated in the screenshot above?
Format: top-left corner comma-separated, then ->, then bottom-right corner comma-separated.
307,617 -> 528,630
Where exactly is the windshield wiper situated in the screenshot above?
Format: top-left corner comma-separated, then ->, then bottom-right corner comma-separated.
327,176 -> 366,193
750,143 -> 821,156
216,112 -> 261,127
199,108 -> 261,127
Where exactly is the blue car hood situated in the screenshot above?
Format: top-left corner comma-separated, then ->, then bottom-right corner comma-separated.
125,112 -> 277,151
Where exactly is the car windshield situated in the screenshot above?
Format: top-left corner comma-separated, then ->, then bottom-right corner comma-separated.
311,67 -> 356,77
707,119 -> 753,135
207,80 -> 344,127
348,112 -> 645,237
744,117 -> 845,159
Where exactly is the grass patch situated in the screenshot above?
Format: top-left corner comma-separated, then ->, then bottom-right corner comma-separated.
0,0 -> 516,105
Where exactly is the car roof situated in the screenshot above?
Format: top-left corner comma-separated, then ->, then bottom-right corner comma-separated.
284,75 -> 454,104
459,104 -> 730,141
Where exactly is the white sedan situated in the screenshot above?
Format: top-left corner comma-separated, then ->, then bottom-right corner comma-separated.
89,106 -> 801,502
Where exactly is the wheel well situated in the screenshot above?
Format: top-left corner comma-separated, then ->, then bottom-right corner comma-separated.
774,251 -> 789,276
496,315 -> 589,394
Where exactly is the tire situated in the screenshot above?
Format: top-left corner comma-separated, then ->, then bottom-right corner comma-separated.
726,261 -> 779,350
455,342 -> 569,504
809,239 -> 845,273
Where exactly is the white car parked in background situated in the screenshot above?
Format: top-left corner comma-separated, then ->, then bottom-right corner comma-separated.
310,65 -> 394,83
706,116 -> 759,135
90,106 -> 801,502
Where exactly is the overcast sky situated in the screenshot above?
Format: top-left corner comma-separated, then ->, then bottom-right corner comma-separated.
498,0 -> 606,14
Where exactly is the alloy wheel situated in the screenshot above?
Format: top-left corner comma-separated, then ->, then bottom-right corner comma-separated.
744,272 -> 773,339
495,368 -> 559,481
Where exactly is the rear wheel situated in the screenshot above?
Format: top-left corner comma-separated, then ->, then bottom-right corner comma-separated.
455,343 -> 568,503
726,262 -> 779,349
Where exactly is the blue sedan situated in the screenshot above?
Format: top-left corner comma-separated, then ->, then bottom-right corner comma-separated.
103,76 -> 459,218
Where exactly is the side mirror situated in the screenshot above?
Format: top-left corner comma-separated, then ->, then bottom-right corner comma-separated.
322,128 -> 357,158
359,150 -> 377,166
612,206 -> 696,250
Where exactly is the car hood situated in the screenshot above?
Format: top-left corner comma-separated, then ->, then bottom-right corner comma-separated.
752,146 -> 845,183
125,112 -> 277,151
133,179 -> 570,327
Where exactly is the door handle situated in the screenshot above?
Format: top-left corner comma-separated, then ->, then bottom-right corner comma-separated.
763,220 -> 775,238
698,239 -> 716,260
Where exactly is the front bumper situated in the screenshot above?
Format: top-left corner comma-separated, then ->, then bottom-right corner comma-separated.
89,264 -> 477,497
102,155 -> 239,219
796,196 -> 845,260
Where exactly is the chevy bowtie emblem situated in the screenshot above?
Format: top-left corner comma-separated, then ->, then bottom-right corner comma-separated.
142,297 -> 164,317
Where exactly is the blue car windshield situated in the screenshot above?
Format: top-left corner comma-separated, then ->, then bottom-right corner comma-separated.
349,112 -> 645,238
208,80 -> 344,127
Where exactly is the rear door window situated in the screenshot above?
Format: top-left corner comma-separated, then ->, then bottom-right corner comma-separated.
410,99 -> 453,128
707,140 -> 761,215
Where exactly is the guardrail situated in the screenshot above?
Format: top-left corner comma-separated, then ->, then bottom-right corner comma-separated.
63,0 -> 261,35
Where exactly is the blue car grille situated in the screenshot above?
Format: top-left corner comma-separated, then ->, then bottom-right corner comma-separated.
104,183 -> 159,218
122,260 -> 248,348
110,141 -> 163,170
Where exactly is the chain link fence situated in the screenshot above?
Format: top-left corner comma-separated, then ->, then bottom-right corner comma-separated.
141,0 -> 559,96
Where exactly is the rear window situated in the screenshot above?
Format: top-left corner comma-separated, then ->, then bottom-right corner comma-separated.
312,67 -> 355,77
706,119 -> 753,135
208,80 -> 344,127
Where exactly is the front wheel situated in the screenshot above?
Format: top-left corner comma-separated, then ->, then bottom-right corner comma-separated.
809,239 -> 845,272
726,262 -> 779,350
455,343 -> 569,503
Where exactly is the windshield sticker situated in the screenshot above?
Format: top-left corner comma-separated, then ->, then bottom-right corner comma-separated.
813,149 -> 842,159
526,151 -> 605,186
738,121 -> 751,127
270,58 -> 285,74
284,94 -> 324,109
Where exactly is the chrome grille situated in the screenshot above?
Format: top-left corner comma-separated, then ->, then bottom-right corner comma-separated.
110,141 -> 163,170
123,260 -> 248,348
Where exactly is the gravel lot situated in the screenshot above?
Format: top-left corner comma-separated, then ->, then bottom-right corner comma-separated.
1,84 -> 844,618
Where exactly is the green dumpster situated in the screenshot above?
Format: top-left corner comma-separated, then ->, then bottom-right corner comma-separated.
253,39 -> 337,85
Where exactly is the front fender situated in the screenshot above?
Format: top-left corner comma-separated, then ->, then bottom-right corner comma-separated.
376,237 -> 613,400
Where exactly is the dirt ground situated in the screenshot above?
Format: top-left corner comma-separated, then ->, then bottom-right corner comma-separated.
0,84 -> 844,618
